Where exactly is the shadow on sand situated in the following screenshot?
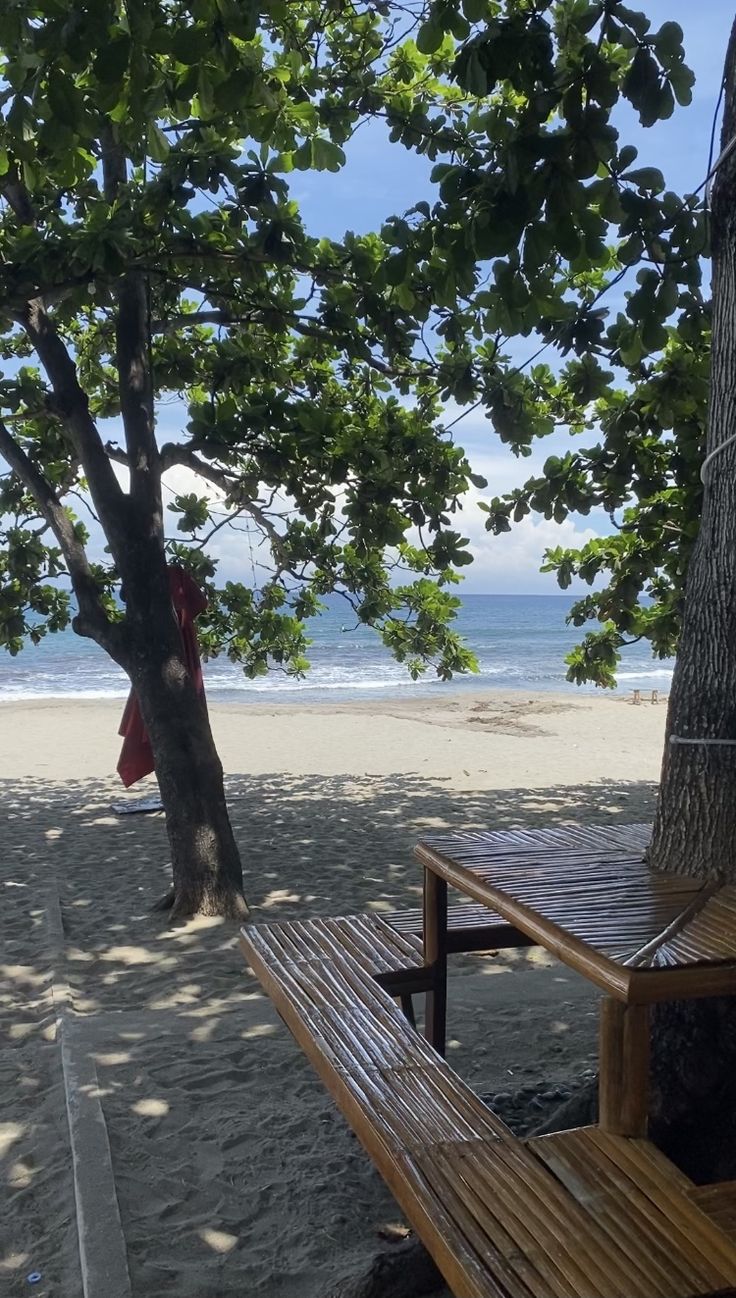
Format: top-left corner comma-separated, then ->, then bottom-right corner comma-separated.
1,772 -> 657,1296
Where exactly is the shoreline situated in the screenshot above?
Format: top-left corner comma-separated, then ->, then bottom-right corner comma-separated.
0,682 -> 666,711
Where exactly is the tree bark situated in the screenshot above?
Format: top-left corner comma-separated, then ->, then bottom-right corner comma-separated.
125,586 -> 247,921
643,15 -> 736,1181
651,15 -> 736,875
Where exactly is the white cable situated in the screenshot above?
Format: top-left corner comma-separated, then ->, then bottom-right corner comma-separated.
670,735 -> 736,747
700,430 -> 736,484
704,130 -> 736,205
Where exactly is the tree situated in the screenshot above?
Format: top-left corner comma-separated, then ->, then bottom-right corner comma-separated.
377,0 -> 733,1177
0,2 -> 485,919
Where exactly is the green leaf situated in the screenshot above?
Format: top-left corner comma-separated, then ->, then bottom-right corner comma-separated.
311,138 -> 345,172
652,21 -> 684,58
384,249 -> 410,285
462,0 -> 487,20
93,33 -> 132,84
461,49 -> 489,97
623,166 -> 665,192
617,144 -> 638,171
669,62 -> 695,107
171,27 -> 209,65
147,122 -> 170,162
416,20 -> 444,54
46,70 -> 80,128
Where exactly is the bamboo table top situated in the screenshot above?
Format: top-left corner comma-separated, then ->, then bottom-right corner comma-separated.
415,824 -> 736,1004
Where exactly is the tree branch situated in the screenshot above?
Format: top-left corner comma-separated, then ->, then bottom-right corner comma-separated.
3,169 -> 129,554
2,164 -> 36,225
151,309 -> 422,379
101,124 -> 162,521
0,419 -> 124,652
161,445 -> 290,563
21,299 -> 129,540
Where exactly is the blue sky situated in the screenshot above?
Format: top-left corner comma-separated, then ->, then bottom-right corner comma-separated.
280,0 -> 726,594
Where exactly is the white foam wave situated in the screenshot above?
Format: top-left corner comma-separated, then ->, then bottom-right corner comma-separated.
1,685 -> 129,700
616,668 -> 674,681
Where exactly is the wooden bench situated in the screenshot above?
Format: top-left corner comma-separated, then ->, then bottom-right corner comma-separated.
240,913 -> 736,1298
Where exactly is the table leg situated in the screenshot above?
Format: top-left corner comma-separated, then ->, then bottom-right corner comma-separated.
423,866 -> 447,1056
599,999 -> 650,1136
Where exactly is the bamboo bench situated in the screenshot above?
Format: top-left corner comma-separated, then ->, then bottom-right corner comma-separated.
240,913 -> 736,1298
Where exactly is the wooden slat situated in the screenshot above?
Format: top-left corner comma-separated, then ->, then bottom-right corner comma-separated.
419,1142 -> 592,1298
529,1128 -> 736,1294
244,913 -> 423,974
420,823 -> 651,860
658,888 -> 736,966
342,1065 -> 510,1153
688,1183 -> 736,1237
583,1129 -> 736,1275
415,1137 -> 695,1298
628,961 -> 736,1003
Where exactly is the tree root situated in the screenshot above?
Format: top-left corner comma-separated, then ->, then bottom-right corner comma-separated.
323,1237 -> 446,1298
529,1076 -> 599,1137
152,886 -> 175,912
151,885 -> 250,923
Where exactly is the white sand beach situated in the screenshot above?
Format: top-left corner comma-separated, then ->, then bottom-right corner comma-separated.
1,691 -> 667,1296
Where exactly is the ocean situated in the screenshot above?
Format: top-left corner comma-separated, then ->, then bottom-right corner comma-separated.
0,594 -> 675,703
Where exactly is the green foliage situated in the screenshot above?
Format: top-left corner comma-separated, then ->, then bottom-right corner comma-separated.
0,0 -> 487,683
414,0 -> 707,687
0,1 -> 713,690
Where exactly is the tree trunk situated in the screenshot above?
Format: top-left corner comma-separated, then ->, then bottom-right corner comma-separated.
643,15 -> 736,1181
651,13 -> 736,874
124,584 -> 247,922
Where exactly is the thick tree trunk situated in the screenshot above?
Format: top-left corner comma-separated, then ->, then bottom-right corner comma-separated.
651,18 -> 736,876
124,583 -> 247,922
643,16 -> 736,1181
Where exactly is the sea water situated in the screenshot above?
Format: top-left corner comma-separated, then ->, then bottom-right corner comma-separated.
0,593 -> 674,703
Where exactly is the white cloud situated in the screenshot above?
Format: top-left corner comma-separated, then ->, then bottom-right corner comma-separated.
76,421 -> 609,596
457,504 -> 600,595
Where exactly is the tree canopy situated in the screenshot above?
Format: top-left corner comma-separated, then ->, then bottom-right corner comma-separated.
0,0 -> 486,687
0,0 -> 708,691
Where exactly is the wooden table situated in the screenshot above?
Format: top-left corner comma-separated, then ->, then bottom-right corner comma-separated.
415,824 -> 736,1137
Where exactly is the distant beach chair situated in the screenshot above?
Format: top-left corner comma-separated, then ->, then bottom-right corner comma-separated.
632,688 -> 660,704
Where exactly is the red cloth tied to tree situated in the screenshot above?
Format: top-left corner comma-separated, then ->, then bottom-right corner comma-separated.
117,565 -> 208,788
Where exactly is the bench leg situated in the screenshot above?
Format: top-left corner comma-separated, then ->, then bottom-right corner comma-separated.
599,1000 -> 649,1136
423,868 -> 448,1056
399,994 -> 416,1029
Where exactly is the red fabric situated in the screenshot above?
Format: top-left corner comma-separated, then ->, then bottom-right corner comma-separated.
117,566 -> 208,788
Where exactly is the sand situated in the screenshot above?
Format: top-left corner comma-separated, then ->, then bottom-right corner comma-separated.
0,690 -> 667,1296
